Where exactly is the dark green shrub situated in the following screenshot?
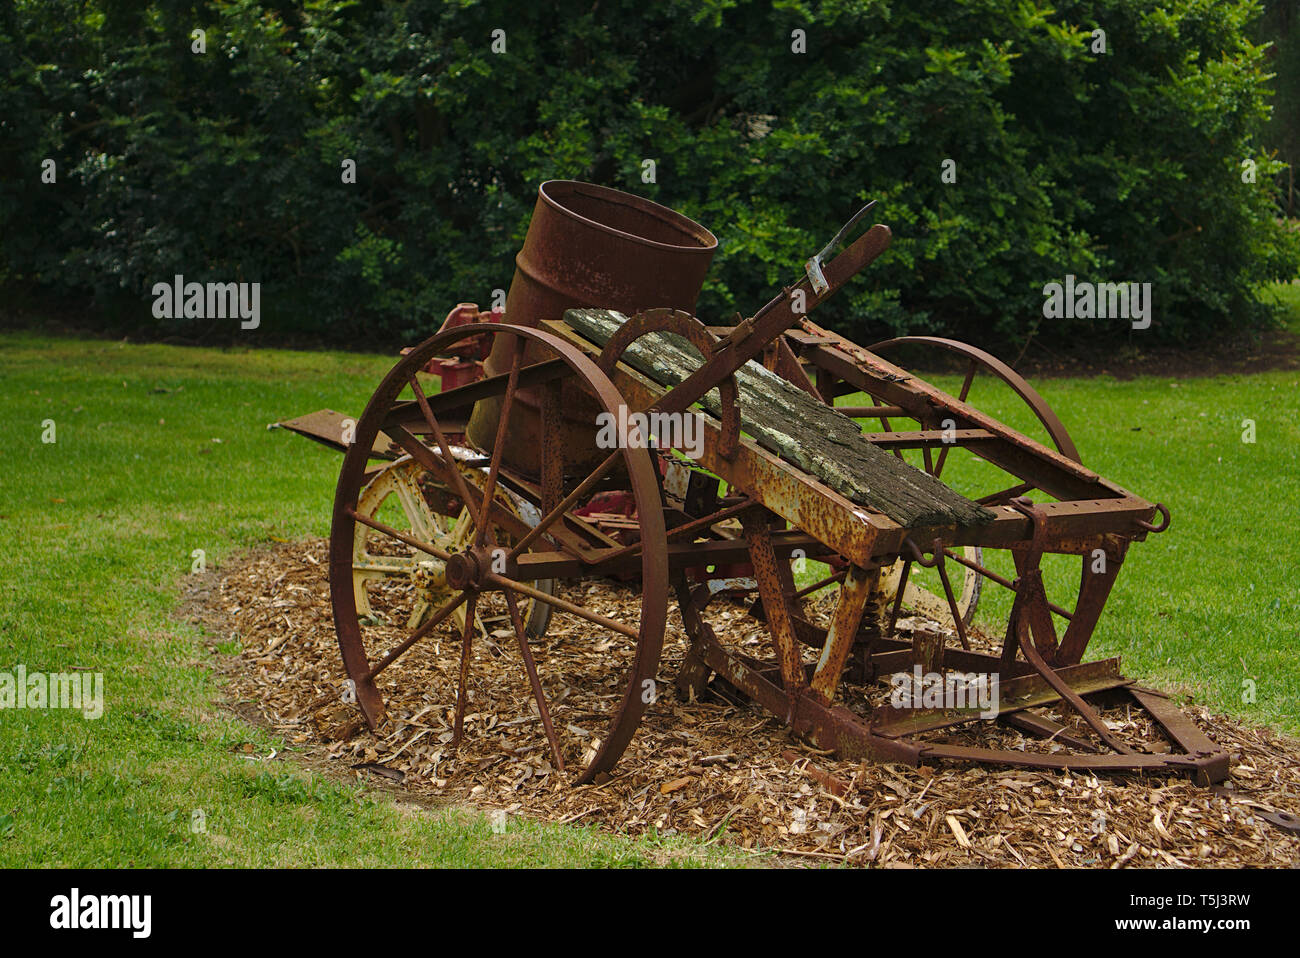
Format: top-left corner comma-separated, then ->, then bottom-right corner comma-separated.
1,0 -> 1295,349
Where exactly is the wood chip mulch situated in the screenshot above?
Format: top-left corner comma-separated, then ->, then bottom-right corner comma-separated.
181,539 -> 1300,868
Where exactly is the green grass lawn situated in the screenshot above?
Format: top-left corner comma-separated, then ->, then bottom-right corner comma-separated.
0,322 -> 1296,867
0,333 -> 740,867
1263,278 -> 1300,334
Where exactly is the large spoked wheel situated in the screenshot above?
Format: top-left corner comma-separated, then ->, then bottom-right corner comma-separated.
864,336 -> 1087,643
330,322 -> 668,783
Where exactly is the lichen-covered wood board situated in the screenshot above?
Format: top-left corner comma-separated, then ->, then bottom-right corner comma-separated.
564,308 -> 994,530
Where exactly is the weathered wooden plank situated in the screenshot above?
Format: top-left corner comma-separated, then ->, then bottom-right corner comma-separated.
564,308 -> 994,530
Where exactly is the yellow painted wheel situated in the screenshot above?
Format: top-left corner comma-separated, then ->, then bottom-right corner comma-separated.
351,451 -> 554,640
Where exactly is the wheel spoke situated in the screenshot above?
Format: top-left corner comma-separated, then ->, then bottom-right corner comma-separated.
506,448 -> 621,561
365,589 -> 470,681
387,425 -> 461,491
347,507 -> 451,561
406,595 -> 431,631
352,555 -> 421,575
447,504 -> 475,550
875,397 -> 906,462
503,589 -> 565,771
473,336 -> 526,548
388,426 -> 535,543
407,374 -> 480,515
598,496 -> 757,566
488,570 -> 640,640
388,467 -> 442,543
451,591 -> 479,748
934,362 -> 976,480
957,358 -> 978,403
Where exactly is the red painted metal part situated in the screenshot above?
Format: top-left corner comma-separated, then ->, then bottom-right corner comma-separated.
394,303 -> 502,397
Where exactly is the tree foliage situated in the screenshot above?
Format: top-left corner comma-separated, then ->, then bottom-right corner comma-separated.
1257,0 -> 1299,217
1,0 -> 1296,348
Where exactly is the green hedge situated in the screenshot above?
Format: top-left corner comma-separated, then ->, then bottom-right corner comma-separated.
2,0 -> 1296,349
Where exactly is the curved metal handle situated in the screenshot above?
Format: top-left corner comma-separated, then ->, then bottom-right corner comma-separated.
596,308 -> 742,461
1135,502 -> 1171,534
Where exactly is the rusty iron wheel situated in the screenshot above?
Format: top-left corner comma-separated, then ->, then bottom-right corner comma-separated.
864,336 -> 1091,658
330,322 -> 668,783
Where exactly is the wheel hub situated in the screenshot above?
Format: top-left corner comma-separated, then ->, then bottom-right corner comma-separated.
410,558 -> 447,592
444,547 -> 493,590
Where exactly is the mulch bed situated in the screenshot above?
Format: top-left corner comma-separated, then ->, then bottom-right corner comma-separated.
182,539 -> 1300,868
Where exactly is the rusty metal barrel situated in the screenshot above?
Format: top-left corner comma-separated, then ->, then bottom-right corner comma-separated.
467,180 -> 718,473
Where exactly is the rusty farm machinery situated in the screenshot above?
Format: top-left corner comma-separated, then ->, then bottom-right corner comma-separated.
278,180 -> 1229,787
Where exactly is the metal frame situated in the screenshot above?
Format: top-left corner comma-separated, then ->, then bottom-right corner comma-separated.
297,204 -> 1228,786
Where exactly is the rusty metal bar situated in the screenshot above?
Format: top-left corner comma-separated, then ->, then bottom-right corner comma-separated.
596,496 -> 757,566
385,426 -> 536,543
871,660 -> 1130,738
976,481 -> 1035,506
511,531 -> 830,580
451,592 -> 479,749
1129,688 -> 1230,784
859,429 -> 995,448
916,744 -> 1224,777
940,546 -> 1074,621
472,336 -> 526,548
1013,598 -> 1134,754
383,358 -> 573,431
933,543 -> 972,651
935,359 -> 979,477
502,588 -> 566,771
652,225 -> 892,419
693,631 -> 923,766
794,568 -> 847,599
810,564 -> 876,703
407,374 -> 482,527
1001,710 -> 1098,752
835,405 -> 909,419
505,449 -> 622,561
743,510 -> 809,699
346,506 -> 451,561
366,590 -> 469,681
487,570 -> 640,640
